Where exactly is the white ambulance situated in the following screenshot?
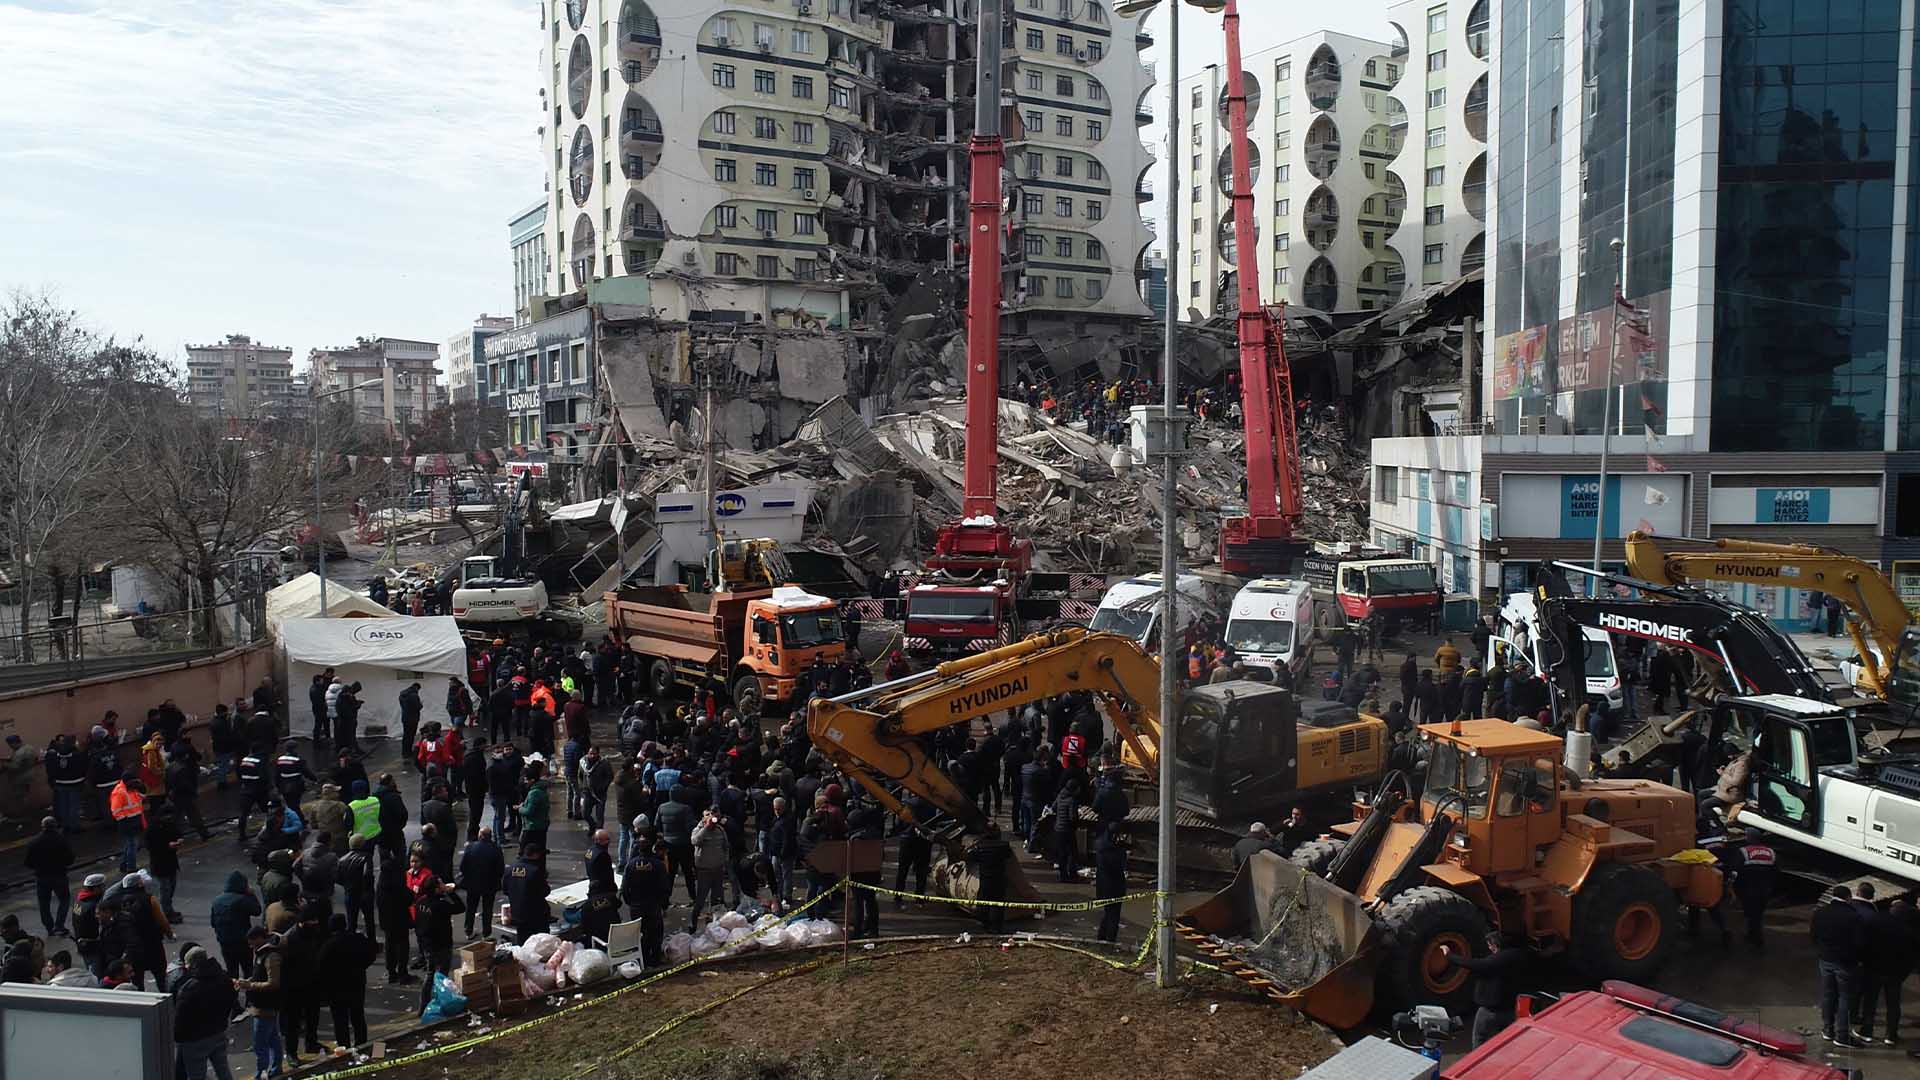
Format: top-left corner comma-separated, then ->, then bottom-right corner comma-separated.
1224,578 -> 1316,682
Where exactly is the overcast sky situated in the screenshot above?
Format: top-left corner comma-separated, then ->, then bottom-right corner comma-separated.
0,0 -> 1391,368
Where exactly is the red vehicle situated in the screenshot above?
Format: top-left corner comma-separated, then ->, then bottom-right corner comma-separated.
1301,547 -> 1441,628
1444,981 -> 1859,1080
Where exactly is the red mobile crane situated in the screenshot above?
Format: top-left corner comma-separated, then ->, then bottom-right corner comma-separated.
901,0 -> 1035,657
1214,0 -> 1308,577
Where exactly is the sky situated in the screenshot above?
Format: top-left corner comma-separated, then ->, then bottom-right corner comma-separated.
0,0 -> 1391,370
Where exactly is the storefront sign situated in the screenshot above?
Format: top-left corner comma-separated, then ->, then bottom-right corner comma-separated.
1754,487 -> 1831,524
1708,482 -> 1879,527
1559,475 -> 1621,539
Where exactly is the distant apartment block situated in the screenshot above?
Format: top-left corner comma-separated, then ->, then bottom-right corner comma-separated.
184,335 -> 294,419
307,337 -> 443,432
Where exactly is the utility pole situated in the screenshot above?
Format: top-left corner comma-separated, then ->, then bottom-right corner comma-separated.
703,361 -> 722,590
1591,236 -> 1623,577
1154,0 -> 1182,992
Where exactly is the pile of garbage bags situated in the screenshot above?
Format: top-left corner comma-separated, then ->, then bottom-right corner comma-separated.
494,933 -> 614,998
662,911 -> 842,966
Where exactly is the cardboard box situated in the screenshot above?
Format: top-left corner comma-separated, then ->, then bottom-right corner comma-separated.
458,941 -> 495,972
462,986 -> 497,1012
456,970 -> 493,995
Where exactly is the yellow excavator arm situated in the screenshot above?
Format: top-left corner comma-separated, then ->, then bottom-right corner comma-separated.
1623,530 -> 1912,696
807,627 -> 1164,833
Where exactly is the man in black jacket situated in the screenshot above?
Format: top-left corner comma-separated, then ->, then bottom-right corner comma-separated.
1812,884 -> 1867,1046
397,684 -> 424,769
413,878 -> 465,1011
460,738 -> 489,841
172,946 -> 238,1078
1093,822 -> 1128,943
620,828 -> 671,965
419,782 -> 457,880
309,671 -> 332,745
458,827 -> 506,939
317,912 -> 375,1049
1444,932 -> 1528,1047
165,746 -> 210,842
374,774 -> 409,869
280,904 -> 328,1064
334,683 -> 364,752
43,735 -> 86,832
338,835 -> 376,938
502,845 -> 551,939
486,747 -> 520,840
1858,897 -> 1916,1046
24,817 -> 73,938
376,857 -> 415,986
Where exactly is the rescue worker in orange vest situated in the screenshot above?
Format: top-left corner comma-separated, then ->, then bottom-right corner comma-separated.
528,679 -> 558,757
109,771 -> 147,873
1186,645 -> 1203,682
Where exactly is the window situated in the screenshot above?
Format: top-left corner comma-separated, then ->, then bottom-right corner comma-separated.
795,258 -> 818,280
793,166 -> 816,189
792,75 -> 814,98
1275,233 -> 1290,251
1025,232 -> 1046,255
755,162 -> 778,185
794,213 -> 816,236
1057,277 -> 1074,297
716,252 -> 742,274
1424,244 -> 1445,264
1275,198 -> 1290,215
756,208 -> 779,232
792,120 -> 814,144
1056,155 -> 1074,176
1276,266 -> 1290,283
1023,192 -> 1043,214
1618,1018 -> 1744,1068
715,157 -> 737,181
1087,40 -> 1103,62
1027,70 -> 1043,91
1275,61 -> 1291,82
1425,166 -> 1445,187
1087,199 -> 1103,220
1427,88 -> 1446,109
1426,126 -> 1447,148
1087,161 -> 1103,181
1428,9 -> 1447,32
1190,279 -> 1200,297
1025,152 -> 1043,176
1385,63 -> 1399,81
1276,164 -> 1290,182
754,23 -> 775,48
1424,205 -> 1444,225
830,84 -> 850,108
1495,760 -> 1555,817
1191,88 -> 1203,109
1089,0 -> 1108,23
753,115 -> 776,138
1029,275 -> 1047,296
1056,115 -> 1074,136
1274,130 -> 1290,149
1191,123 -> 1202,145
1427,50 -> 1446,71
1086,278 -> 1104,299
1365,59 -> 1378,76
1191,250 -> 1200,265
1274,94 -> 1291,112
1376,465 -> 1399,503
1363,229 -> 1374,248
1057,75 -> 1075,96
716,205 -> 738,227
1026,28 -> 1044,49
1088,120 -> 1103,139
713,64 -> 736,88
756,254 -> 781,276
752,68 -> 775,92
1025,110 -> 1043,132
1364,162 -> 1377,180
1055,196 -> 1073,216
1086,238 -> 1103,259
791,28 -> 813,53
1056,236 -> 1073,257
1089,80 -> 1106,101
1365,92 -> 1378,110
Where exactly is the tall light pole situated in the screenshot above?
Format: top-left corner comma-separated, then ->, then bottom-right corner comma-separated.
311,379 -> 386,615
1591,237 -> 1623,577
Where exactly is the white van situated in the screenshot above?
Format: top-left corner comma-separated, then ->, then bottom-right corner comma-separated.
1495,591 -> 1626,712
1224,578 -> 1315,681
1090,573 -> 1217,649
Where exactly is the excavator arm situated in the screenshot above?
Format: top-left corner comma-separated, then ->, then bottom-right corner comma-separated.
807,628 -> 1164,834
1624,531 -> 1912,697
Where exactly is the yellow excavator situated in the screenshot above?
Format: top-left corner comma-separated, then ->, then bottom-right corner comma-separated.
1622,531 -> 1920,702
806,626 -> 1389,892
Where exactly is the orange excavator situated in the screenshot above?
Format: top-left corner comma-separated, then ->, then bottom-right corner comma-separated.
1214,0 -> 1308,576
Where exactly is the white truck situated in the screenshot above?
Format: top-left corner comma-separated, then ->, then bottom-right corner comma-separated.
1089,573 -> 1221,651
1223,578 -> 1316,683
449,555 -> 551,626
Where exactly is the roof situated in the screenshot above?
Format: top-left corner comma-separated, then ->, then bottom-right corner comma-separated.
278,616 -> 467,677
1421,718 -> 1564,758
265,573 -> 401,634
1727,693 -> 1846,718
766,586 -> 834,611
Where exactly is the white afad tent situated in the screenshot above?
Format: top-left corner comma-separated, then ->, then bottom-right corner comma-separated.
279,616 -> 466,736
265,573 -> 399,635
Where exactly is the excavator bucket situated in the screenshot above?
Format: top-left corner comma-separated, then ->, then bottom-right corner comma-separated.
923,835 -> 1045,916
1176,851 -> 1381,1028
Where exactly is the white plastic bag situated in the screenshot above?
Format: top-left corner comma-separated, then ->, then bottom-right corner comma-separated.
663,932 -> 694,965
616,959 -> 644,980
690,936 -> 720,959
778,924 -> 811,948
521,933 -> 563,962
801,919 -> 841,945
567,948 -> 613,986
716,911 -> 749,931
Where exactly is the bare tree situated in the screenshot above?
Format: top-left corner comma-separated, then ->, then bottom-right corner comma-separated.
98,403 -> 312,647
0,293 -> 150,660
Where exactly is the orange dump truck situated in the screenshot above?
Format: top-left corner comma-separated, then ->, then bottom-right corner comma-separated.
604,582 -> 846,717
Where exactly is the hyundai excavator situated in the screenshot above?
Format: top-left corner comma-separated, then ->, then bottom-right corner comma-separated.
1623,530 -> 1920,705
806,626 -> 1389,894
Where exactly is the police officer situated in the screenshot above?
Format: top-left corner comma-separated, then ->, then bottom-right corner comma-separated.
620,825 -> 671,966
86,727 -> 120,828
1732,835 -> 1777,948
502,844 -> 551,940
1094,821 -> 1128,944
44,735 -> 88,832
274,740 -> 315,808
236,746 -> 271,843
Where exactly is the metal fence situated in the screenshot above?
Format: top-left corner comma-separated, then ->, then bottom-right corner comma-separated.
0,595 -> 268,691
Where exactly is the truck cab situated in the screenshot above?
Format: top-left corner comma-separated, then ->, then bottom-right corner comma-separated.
903,582 -> 1016,656
1302,549 -> 1441,630
1225,578 -> 1315,682
739,586 -> 848,711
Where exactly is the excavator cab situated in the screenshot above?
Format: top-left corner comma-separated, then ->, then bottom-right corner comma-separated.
1172,682 -> 1300,820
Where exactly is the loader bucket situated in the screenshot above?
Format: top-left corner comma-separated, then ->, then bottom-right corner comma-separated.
1176,850 -> 1381,1029
927,842 -> 1045,917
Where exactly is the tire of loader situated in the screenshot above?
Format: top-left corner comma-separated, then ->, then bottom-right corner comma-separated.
1570,863 -> 1680,983
1375,885 -> 1488,1015
1287,838 -> 1347,876
649,659 -> 674,700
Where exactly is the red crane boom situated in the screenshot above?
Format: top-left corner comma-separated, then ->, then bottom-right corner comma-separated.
1217,0 -> 1306,575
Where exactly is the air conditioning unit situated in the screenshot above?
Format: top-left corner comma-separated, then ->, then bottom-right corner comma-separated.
715,34 -> 732,46
681,250 -> 698,265
758,40 -> 773,52
1076,49 -> 1089,61
803,188 -> 817,200
760,229 -> 775,238
798,2 -> 813,13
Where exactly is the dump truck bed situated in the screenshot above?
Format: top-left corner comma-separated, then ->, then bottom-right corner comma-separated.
605,586 -> 749,668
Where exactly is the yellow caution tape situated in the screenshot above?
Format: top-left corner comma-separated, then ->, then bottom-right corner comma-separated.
846,879 -> 1165,911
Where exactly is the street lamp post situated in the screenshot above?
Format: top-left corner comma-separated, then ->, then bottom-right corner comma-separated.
311,380 -> 386,615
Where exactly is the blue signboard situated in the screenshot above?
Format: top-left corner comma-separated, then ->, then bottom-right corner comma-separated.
1755,487 -> 1830,524
1559,475 -> 1623,539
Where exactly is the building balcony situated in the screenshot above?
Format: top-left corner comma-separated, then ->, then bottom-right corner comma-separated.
622,121 -> 664,144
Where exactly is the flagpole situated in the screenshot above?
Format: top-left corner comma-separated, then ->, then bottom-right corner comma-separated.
1592,237 -> 1623,575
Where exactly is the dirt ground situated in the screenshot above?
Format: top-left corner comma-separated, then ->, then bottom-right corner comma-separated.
366,943 -> 1338,1080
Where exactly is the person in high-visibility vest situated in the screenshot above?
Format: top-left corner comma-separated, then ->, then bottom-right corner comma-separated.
109,772 -> 147,873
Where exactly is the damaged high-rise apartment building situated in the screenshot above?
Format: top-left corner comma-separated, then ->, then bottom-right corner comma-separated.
527,0 -> 1159,454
